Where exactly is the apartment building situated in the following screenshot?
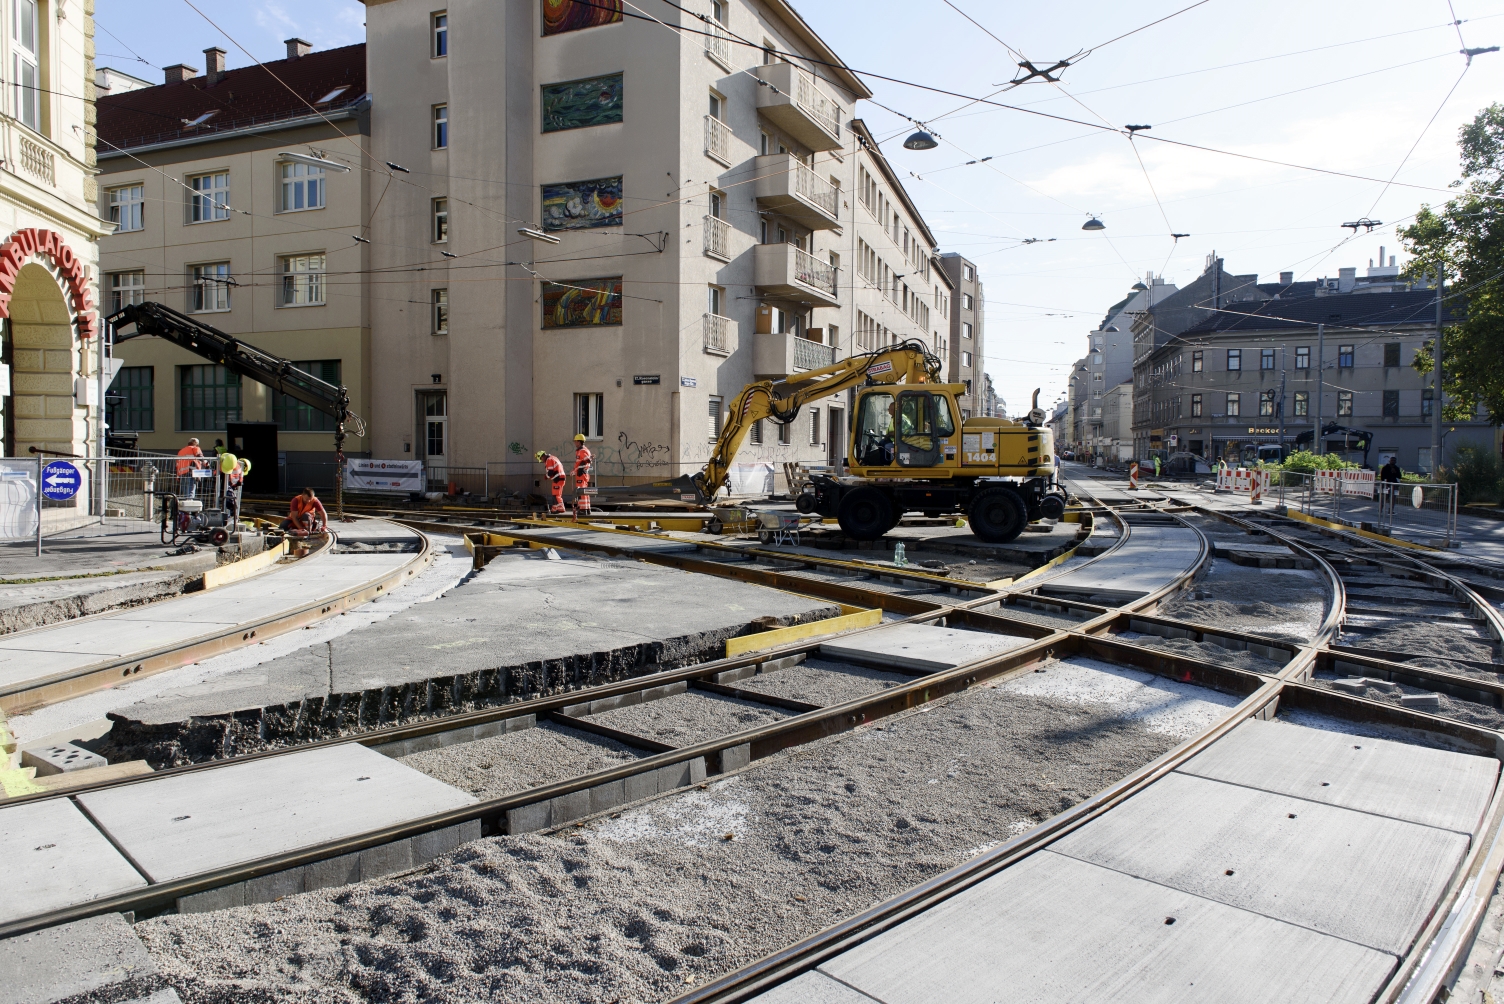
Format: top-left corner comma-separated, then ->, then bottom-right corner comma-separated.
937,253 -> 983,417
1079,272 -> 1177,459
95,42 -> 371,486
362,0 -> 948,493
0,0 -> 109,492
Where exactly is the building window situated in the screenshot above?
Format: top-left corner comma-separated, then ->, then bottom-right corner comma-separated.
1383,389 -> 1399,417
433,104 -> 449,149
1337,390 -> 1353,417
961,321 -> 972,340
1226,349 -> 1241,371
432,11 -> 448,56
963,264 -> 975,281
809,407 -> 820,446
777,417 -> 791,445
189,262 -> 231,312
1191,350 -> 1203,372
1295,346 -> 1309,370
575,392 -> 604,440
1384,342 -> 1401,368
178,364 -> 241,430
279,254 -> 326,306
108,185 -> 144,232
1261,348 -> 1275,370
188,172 -> 230,223
432,288 -> 449,334
710,0 -> 726,23
749,418 -> 762,445
1226,392 -> 1240,417
1423,388 -> 1434,417
708,395 -> 723,440
1259,389 -> 1275,416
1338,344 -> 1354,368
279,161 -> 326,211
1294,390 -> 1308,416
432,198 -> 449,242
961,293 -> 974,310
13,0 -> 38,131
707,284 -> 723,316
108,271 -> 145,312
272,360 -> 340,432
1190,393 -> 1202,417
107,366 -> 153,432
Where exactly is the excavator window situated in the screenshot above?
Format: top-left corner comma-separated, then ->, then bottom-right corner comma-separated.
895,391 -> 942,467
932,394 -> 956,437
854,391 -> 895,466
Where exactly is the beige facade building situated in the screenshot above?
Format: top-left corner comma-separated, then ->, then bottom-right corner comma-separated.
361,0 -> 949,494
96,42 -> 370,488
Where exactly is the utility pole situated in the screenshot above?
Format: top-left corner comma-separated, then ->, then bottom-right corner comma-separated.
1313,324 -> 1324,455
1277,345 -> 1286,459
1431,263 -> 1444,473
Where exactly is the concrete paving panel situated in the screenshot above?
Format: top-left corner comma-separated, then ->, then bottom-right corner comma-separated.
524,526 -> 699,553
0,798 -> 146,925
1040,526 -> 1201,601
0,912 -> 156,1004
1051,771 -> 1468,954
1179,718 -> 1498,834
748,970 -> 879,1004
75,743 -> 475,883
821,850 -> 1395,1004
818,622 -> 1032,672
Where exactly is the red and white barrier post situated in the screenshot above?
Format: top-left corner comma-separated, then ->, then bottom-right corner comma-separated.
1128,462 -> 1139,490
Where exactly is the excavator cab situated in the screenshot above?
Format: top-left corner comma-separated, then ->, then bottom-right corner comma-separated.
851,386 -> 960,474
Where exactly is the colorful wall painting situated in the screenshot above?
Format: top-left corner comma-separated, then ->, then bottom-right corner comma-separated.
542,0 -> 622,36
541,73 -> 624,132
541,176 -> 623,231
541,277 -> 623,328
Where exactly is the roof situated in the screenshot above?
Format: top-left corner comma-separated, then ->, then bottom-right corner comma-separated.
764,0 -> 872,99
849,118 -> 938,250
1176,288 -> 1460,337
98,44 -> 367,153
1256,280 -> 1320,299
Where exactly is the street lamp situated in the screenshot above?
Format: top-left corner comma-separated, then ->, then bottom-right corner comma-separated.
903,130 -> 939,150
518,227 -> 561,244
1082,216 -> 1106,231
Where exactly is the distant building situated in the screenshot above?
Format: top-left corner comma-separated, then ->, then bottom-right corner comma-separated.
1083,272 -> 1176,460
981,372 -> 1002,418
938,254 -> 984,417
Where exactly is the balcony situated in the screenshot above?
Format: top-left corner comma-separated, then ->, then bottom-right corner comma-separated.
703,22 -> 733,71
704,114 -> 732,167
754,242 -> 840,307
753,332 -> 837,377
703,214 -> 731,261
753,62 -> 842,151
753,153 -> 839,230
703,313 -> 734,356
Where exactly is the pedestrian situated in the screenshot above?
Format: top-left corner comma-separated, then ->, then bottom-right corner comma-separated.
1153,454 -> 1162,478
280,487 -> 327,535
535,450 -> 567,514
175,437 -> 204,498
572,433 -> 593,515
1380,456 -> 1403,504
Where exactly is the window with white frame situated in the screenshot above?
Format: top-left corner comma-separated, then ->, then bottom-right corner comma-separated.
575,392 -> 603,440
433,104 -> 448,148
432,288 -> 448,334
777,417 -> 791,445
432,198 -> 449,242
961,321 -> 972,340
279,254 -> 325,306
961,350 -> 972,367
961,293 -> 973,310
809,407 -> 820,445
708,396 -> 723,440
189,262 -> 231,312
963,263 -> 975,281
108,185 -> 144,232
1337,390 -> 1353,417
109,271 -> 145,312
279,161 -> 325,211
1226,392 -> 1240,417
13,0 -> 38,131
188,172 -> 230,222
432,11 -> 448,56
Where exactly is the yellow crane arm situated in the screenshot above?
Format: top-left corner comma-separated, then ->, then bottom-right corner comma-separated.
693,339 -> 942,501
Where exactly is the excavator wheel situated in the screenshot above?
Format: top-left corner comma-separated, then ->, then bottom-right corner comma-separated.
794,492 -> 816,514
837,488 -> 893,541
968,487 -> 1026,543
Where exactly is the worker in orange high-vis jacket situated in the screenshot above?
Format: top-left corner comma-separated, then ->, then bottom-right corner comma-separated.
536,450 -> 567,514
175,437 -> 204,498
572,433 -> 593,515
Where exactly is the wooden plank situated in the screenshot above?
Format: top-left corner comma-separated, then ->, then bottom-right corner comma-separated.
725,608 -> 882,657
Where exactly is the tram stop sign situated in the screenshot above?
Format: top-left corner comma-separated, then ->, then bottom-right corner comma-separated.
41,460 -> 81,501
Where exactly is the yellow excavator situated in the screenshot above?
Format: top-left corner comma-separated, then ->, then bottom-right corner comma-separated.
693,339 -> 1063,543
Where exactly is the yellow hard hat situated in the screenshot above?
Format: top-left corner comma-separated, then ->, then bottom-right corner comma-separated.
574,433 -> 587,442
219,452 -> 238,474
238,457 -> 252,474
534,450 -> 547,462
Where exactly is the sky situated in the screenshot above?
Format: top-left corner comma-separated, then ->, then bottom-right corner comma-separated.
98,0 -> 1504,416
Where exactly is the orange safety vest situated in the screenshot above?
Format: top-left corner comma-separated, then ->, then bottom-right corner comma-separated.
543,454 -> 566,483
290,496 -> 326,522
574,446 -> 592,479
175,444 -> 203,476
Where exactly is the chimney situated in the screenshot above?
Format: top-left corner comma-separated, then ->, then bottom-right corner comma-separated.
1279,271 -> 1293,285
1338,266 -> 1357,292
203,47 -> 227,85
163,63 -> 198,84
1378,244 -> 1385,264
285,38 -> 312,59
1390,255 -> 1396,267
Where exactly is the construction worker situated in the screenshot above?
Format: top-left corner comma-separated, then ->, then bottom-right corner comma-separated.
281,487 -> 327,535
175,437 -> 204,498
572,433 -> 593,515
536,450 -> 567,514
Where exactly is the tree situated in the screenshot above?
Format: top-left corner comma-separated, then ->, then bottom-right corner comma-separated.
1400,104 -> 1504,421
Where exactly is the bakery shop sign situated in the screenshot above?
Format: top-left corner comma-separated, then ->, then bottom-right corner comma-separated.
0,228 -> 96,339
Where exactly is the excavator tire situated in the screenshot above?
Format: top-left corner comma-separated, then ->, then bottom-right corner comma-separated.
969,487 -> 1026,543
837,488 -> 894,541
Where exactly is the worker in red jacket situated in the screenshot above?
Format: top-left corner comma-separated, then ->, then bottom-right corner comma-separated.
572,433 -> 593,515
536,450 -> 567,514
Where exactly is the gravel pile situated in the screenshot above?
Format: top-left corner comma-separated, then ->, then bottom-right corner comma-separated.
1306,674 -> 1504,732
1158,559 -> 1329,644
733,657 -> 912,706
133,659 -> 1237,1003
1340,616 -> 1497,664
400,722 -> 642,799
586,690 -> 791,746
1115,631 -> 1288,674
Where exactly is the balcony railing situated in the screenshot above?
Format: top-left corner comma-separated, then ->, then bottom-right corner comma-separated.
704,23 -> 733,70
790,244 -> 837,298
703,313 -> 733,355
704,115 -> 732,166
794,336 -> 835,371
790,159 -> 838,220
793,70 -> 841,141
19,135 -> 54,187
703,215 -> 730,261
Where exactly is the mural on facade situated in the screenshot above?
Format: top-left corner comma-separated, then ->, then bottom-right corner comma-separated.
542,0 -> 622,36
541,176 -> 623,231
541,277 -> 623,328
541,73 -> 624,132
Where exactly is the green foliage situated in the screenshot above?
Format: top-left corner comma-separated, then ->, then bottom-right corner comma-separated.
1276,450 -> 1357,474
1443,443 -> 1504,504
1401,104 -> 1504,422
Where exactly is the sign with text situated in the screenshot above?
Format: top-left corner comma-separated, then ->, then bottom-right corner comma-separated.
345,459 -> 424,493
41,460 -> 80,501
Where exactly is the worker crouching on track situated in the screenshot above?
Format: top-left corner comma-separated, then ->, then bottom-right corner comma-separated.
573,433 -> 593,516
536,450 -> 568,514
281,487 -> 327,536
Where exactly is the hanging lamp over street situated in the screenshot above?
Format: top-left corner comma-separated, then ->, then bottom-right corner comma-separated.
1082,216 -> 1106,231
904,130 -> 939,150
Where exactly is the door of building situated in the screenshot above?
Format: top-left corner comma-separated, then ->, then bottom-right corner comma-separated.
417,391 -> 447,486
827,407 -> 844,469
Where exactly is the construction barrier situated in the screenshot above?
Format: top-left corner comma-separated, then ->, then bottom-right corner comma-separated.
1128,462 -> 1139,490
1214,467 -> 1271,502
1309,469 -> 1377,497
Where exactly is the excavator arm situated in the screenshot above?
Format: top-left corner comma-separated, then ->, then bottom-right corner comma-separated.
694,339 -> 942,500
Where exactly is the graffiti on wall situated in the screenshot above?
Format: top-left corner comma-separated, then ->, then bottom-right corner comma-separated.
541,176 -> 623,231
541,73 -> 624,132
541,277 -> 623,328
541,0 -> 622,36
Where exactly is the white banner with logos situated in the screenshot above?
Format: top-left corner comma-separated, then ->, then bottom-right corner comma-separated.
726,462 -> 775,496
0,461 -> 38,539
345,459 -> 424,493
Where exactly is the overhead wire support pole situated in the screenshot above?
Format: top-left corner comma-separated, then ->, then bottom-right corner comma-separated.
1314,324 -> 1324,456
1432,264 -> 1445,474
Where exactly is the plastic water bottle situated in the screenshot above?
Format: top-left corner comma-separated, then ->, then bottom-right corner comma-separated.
894,542 -> 907,566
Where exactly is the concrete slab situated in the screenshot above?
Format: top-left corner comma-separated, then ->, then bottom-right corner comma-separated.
75,742 -> 475,883
523,526 -> 699,554
0,912 -> 155,1004
1052,771 -> 1468,954
1036,525 -> 1201,603
0,570 -> 193,636
0,798 -> 146,924
818,622 -> 1032,672
1179,718 -> 1498,834
749,970 -> 876,1004
0,519 -> 216,580
816,850 -> 1395,1004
